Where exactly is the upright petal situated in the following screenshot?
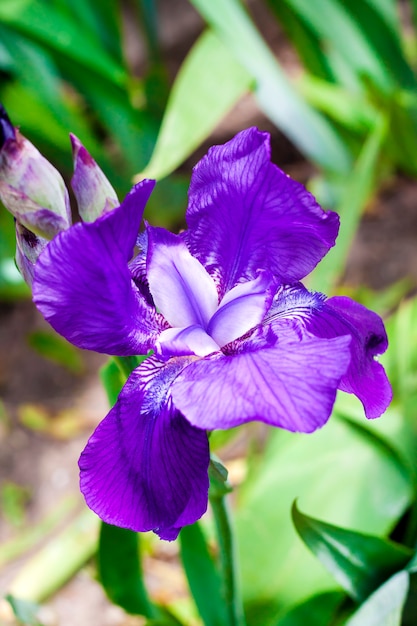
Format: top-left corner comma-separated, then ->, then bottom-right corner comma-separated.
79,357 -> 210,540
147,226 -> 219,328
207,271 -> 274,347
266,284 -> 392,418
33,181 -> 159,356
186,128 -> 339,293
172,335 -> 351,433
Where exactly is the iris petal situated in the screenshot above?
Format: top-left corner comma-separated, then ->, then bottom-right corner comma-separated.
172,335 -> 351,433
79,356 -> 209,539
186,127 -> 339,294
147,226 -> 219,328
207,271 -> 273,347
267,284 -> 392,418
33,180 -> 159,355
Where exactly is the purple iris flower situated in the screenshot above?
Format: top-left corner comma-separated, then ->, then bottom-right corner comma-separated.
32,128 -> 391,540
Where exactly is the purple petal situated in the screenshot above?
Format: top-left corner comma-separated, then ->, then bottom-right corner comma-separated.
157,325 -> 220,358
33,181 -> 160,355
147,226 -> 219,328
266,284 -> 392,418
172,335 -> 351,433
207,271 -> 273,347
186,127 -> 339,294
79,357 -> 210,539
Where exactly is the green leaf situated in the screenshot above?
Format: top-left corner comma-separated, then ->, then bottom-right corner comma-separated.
344,571 -> 409,626
308,113 -> 387,293
180,522 -> 228,626
292,501 -> 413,602
100,359 -> 125,407
0,0 -> 126,85
139,29 -> 252,181
27,330 -> 84,375
271,591 -> 345,626
275,0 -> 414,92
98,522 -> 156,617
236,415 -> 413,622
189,0 -> 352,173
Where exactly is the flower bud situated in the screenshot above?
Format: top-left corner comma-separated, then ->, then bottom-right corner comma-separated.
15,221 -> 48,287
70,134 -> 118,222
0,104 -> 71,239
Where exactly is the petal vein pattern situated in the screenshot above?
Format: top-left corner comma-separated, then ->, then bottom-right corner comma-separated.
172,335 -> 351,433
186,128 -> 339,294
33,181 -> 160,356
79,357 -> 209,540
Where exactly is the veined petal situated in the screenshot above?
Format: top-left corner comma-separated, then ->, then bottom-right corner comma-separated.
266,284 -> 392,418
33,180 -> 159,356
172,336 -> 351,433
207,271 -> 273,347
157,326 -> 220,358
186,127 -> 339,294
79,357 -> 210,539
147,226 -> 219,328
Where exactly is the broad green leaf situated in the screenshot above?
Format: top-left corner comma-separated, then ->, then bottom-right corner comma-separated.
344,571 -> 409,626
236,415 -> 413,622
292,502 -> 413,602
0,0 -> 126,85
271,591 -> 345,626
190,0 -> 351,173
98,522 -> 156,617
180,522 -> 228,626
138,29 -> 252,181
309,113 -> 387,293
27,330 -> 84,375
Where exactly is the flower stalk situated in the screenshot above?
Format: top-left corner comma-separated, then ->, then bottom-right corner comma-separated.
209,459 -> 246,626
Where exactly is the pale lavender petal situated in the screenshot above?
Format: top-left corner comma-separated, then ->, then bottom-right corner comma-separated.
172,336 -> 351,433
79,357 -> 209,539
157,325 -> 220,358
266,284 -> 392,418
207,271 -> 273,347
186,127 -> 339,293
147,226 -> 218,328
33,180 -> 160,355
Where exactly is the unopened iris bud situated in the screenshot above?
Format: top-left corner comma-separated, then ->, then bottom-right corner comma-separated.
15,221 -> 48,287
0,104 -> 71,239
70,134 -> 119,222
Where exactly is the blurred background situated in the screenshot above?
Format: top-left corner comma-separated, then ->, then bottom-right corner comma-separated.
1,1 -> 417,625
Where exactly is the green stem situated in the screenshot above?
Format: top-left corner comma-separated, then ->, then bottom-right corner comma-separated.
209,490 -> 246,626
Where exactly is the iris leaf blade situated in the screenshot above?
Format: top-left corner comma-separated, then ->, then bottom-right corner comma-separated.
138,29 -> 252,181
0,0 -> 126,86
180,522 -> 228,626
344,571 -> 409,626
98,522 -> 156,618
291,501 -> 413,602
189,0 -> 352,173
